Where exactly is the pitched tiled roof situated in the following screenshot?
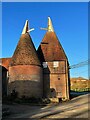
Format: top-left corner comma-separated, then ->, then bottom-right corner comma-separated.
37,32 -> 68,62
10,33 -> 41,66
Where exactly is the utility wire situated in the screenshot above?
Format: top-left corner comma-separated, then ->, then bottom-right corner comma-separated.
72,70 -> 88,75
69,60 -> 90,69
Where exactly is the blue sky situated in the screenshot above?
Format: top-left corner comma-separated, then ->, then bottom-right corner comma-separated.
2,2 -> 88,78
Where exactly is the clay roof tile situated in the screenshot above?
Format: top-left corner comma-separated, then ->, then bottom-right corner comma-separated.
37,31 -> 68,62
10,33 -> 41,66
10,20 -> 41,66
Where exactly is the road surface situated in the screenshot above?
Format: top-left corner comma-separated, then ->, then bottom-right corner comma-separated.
3,93 -> 90,119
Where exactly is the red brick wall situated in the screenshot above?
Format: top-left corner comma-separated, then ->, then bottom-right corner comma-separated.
43,74 -> 50,98
43,60 -> 70,99
50,74 -> 67,98
8,65 -> 43,98
0,58 -> 11,70
43,61 -> 66,74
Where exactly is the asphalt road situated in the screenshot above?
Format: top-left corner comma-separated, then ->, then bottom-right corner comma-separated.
2,93 -> 90,119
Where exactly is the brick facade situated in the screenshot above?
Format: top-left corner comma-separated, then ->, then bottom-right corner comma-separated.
43,61 -> 70,100
1,19 -> 70,100
8,65 -> 43,98
37,31 -> 70,100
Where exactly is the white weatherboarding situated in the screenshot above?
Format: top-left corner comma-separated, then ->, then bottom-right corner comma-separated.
22,20 -> 34,34
40,17 -> 54,32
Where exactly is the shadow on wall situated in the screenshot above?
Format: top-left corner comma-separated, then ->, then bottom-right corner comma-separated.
0,65 -> 8,98
50,88 -> 57,98
37,47 -> 57,98
43,65 -> 51,98
37,44 -> 46,62
8,80 -> 43,98
37,47 -> 51,98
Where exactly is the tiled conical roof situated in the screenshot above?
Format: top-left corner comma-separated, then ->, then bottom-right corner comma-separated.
10,20 -> 41,66
37,17 -> 68,62
37,32 -> 67,62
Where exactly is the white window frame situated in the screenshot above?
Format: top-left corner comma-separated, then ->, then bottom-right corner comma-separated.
53,61 -> 59,68
43,62 -> 48,68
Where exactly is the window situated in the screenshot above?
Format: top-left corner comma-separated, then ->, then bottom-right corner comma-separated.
43,62 -> 48,68
53,61 -> 59,68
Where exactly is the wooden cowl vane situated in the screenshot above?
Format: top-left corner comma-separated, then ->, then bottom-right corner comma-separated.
9,20 -> 43,98
37,17 -> 70,100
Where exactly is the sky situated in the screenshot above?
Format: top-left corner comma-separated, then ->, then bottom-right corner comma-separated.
2,2 -> 88,78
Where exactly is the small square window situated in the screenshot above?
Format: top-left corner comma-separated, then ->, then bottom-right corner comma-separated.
53,61 -> 59,68
43,62 -> 47,68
